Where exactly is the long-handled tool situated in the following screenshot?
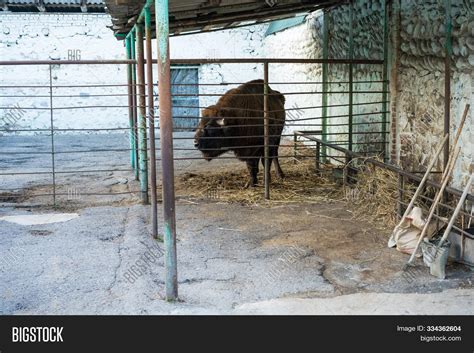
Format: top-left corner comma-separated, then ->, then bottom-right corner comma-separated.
429,175 -> 473,278
388,134 -> 448,247
404,104 -> 469,266
405,146 -> 461,266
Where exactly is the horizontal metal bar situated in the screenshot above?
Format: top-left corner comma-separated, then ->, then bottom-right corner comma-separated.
0,58 -> 385,66
0,80 -> 388,89
299,133 -> 474,202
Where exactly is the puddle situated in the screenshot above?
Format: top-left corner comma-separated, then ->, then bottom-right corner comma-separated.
0,213 -> 79,226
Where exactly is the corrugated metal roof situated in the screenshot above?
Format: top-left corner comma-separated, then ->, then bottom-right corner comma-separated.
104,0 -> 342,39
265,15 -> 306,36
5,0 -> 103,4
2,0 -> 105,12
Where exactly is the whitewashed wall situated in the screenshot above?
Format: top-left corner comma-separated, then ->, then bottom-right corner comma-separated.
264,0 -> 473,188
0,13 -> 265,133
263,15 -> 324,141
170,25 -> 266,110
0,13 -> 126,133
396,0 -> 473,189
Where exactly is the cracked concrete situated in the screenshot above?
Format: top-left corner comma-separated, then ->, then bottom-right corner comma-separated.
1,199 -> 472,315
0,134 -> 472,314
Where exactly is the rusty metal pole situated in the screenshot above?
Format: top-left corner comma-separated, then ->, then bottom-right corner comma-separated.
348,1 -> 353,154
382,0 -> 389,161
136,24 -> 149,205
145,7 -> 158,238
444,0 -> 452,171
321,11 -> 329,163
155,0 -> 178,300
315,141 -> 321,173
263,62 -> 270,200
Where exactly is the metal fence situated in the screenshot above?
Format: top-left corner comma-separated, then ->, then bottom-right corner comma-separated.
1,58 -> 472,285
0,57 -> 388,201
297,134 -> 474,248
0,61 -> 143,208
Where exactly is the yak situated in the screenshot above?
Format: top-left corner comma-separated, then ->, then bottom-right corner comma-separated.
194,79 -> 286,187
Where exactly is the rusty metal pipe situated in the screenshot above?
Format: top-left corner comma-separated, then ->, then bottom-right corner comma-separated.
156,0 -> 178,301
263,62 -> 270,200
145,7 -> 158,238
444,0 -> 452,170
136,25 -> 149,204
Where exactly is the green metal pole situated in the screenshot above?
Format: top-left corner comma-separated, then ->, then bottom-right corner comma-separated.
136,24 -> 149,204
156,0 -> 178,301
131,29 -> 139,180
382,0 -> 389,161
125,37 -> 136,170
321,10 -> 329,162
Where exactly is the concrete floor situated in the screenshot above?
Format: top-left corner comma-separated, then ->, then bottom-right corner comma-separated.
0,134 -> 473,314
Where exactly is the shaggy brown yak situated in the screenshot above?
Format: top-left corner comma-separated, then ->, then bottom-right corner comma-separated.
194,79 -> 286,187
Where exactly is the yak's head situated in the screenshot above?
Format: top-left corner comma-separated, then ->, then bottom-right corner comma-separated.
194,105 -> 231,161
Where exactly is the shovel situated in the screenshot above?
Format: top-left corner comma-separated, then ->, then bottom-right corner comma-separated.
430,174 -> 473,279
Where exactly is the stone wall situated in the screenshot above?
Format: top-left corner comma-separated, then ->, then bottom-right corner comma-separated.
395,0 -> 473,188
263,0 -> 473,188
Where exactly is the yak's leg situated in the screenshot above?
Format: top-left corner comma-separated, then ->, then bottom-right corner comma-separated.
271,144 -> 285,179
260,156 -> 273,184
244,158 -> 259,188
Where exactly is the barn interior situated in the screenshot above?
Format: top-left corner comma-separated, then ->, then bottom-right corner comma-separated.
0,0 -> 473,314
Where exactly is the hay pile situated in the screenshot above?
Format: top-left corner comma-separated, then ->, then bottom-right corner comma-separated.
176,157 -> 342,205
343,158 -> 411,227
176,147 -> 410,229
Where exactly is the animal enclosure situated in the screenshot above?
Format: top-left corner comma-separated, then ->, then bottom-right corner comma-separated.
1,57 -> 471,267
0,58 -> 388,206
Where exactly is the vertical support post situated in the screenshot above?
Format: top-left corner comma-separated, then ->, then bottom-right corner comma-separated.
49,64 -> 56,206
397,173 -> 404,218
131,30 -> 139,180
136,24 -> 149,204
315,141 -> 321,173
444,0 -> 452,171
348,2 -> 354,155
263,62 -> 270,200
145,7 -> 158,238
155,0 -> 178,301
321,10 -> 329,162
293,132 -> 297,164
382,0 -> 389,161
389,0 -> 401,164
126,37 -> 136,170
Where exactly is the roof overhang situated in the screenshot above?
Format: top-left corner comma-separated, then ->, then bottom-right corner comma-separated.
1,0 -> 105,13
104,0 -> 342,39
